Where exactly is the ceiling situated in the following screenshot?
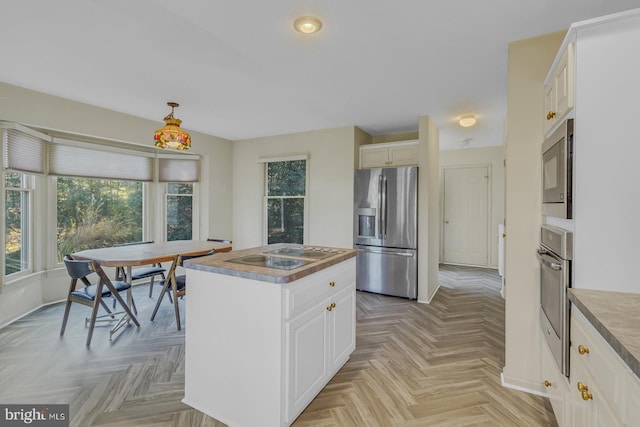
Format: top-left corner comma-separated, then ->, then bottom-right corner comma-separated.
1,1 -> 639,150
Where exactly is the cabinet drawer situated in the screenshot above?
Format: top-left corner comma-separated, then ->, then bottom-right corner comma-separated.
284,259 -> 355,320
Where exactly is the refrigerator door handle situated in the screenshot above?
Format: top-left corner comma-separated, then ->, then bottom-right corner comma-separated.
355,247 -> 414,257
381,175 -> 387,239
378,174 -> 384,239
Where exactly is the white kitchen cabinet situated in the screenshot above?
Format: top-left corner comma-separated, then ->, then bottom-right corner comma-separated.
544,42 -> 574,135
540,302 -> 640,427
359,140 -> 418,168
569,307 -> 626,426
184,256 -> 356,427
285,284 -> 355,421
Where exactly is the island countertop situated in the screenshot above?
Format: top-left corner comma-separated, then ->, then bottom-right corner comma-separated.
183,243 -> 356,284
568,288 -> 640,379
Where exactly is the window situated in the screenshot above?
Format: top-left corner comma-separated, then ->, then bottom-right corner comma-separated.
166,183 -> 194,241
1,121 -> 202,272
4,172 -> 31,276
56,177 -> 143,262
264,158 -> 307,244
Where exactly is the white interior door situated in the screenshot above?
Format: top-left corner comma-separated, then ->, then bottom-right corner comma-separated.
443,166 -> 489,266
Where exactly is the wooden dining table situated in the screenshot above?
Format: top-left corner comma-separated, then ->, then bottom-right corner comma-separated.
72,240 -> 232,269
71,240 -> 232,335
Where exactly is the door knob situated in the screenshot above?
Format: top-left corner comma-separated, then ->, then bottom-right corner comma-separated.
445,220 -> 449,224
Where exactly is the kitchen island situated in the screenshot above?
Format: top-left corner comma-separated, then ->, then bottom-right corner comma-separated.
182,244 -> 356,427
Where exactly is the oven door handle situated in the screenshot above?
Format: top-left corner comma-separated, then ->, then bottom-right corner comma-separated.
536,250 -> 563,271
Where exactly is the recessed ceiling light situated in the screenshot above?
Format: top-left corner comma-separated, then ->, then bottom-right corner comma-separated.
293,16 -> 323,34
459,114 -> 477,127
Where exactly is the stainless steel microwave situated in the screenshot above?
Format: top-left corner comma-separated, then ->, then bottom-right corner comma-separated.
542,119 -> 573,218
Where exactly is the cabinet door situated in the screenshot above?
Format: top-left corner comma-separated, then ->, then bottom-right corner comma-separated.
544,82 -> 556,133
285,307 -> 328,421
327,287 -> 356,373
541,339 -> 567,426
360,147 -> 389,168
554,43 -> 574,122
571,354 -> 624,427
625,373 -> 640,425
388,144 -> 418,166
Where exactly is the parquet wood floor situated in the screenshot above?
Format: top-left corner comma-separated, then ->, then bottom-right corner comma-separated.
0,265 -> 556,426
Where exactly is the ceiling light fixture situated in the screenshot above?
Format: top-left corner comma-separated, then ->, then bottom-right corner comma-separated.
459,114 -> 477,127
154,102 -> 191,150
293,16 -> 323,34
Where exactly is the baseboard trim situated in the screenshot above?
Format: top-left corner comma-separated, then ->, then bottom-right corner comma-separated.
501,372 -> 548,398
418,282 -> 440,304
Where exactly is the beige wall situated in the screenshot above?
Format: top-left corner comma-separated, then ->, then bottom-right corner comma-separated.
0,82 -> 234,240
0,82 -> 234,326
503,31 -> 565,391
232,126 -> 357,250
417,116 -> 440,302
371,131 -> 419,144
439,146 -> 505,268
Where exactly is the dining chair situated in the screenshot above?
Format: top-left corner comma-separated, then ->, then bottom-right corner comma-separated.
207,238 -> 232,244
61,256 -> 140,346
150,249 -> 215,331
207,238 -> 232,253
114,241 -> 167,298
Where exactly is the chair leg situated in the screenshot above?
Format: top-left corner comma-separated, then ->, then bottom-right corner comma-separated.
150,279 -> 172,322
131,293 -> 137,315
172,283 -> 181,331
99,299 -> 115,319
86,292 -> 103,347
60,299 -> 73,336
149,276 -> 155,298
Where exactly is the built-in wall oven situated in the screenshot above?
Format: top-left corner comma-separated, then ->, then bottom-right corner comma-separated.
537,224 -> 573,377
542,118 -> 574,219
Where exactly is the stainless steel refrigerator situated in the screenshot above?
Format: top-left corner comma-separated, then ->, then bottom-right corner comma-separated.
353,166 -> 418,299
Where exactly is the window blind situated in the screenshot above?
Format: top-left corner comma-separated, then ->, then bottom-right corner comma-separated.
1,121 -> 201,182
49,141 -> 154,181
3,128 -> 47,174
158,157 -> 200,182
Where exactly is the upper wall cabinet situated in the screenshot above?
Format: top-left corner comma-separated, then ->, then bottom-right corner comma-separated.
359,140 -> 418,169
544,43 -> 574,135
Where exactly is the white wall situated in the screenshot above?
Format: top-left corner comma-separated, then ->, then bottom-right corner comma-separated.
439,146 -> 505,268
572,13 -> 640,293
503,31 -> 565,392
0,82 -> 234,326
232,126 -> 356,250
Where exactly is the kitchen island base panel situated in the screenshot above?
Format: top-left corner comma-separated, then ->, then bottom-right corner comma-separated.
183,256 -> 356,427
184,270 -> 283,426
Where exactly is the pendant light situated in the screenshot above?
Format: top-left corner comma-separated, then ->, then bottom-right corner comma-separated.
154,102 -> 191,150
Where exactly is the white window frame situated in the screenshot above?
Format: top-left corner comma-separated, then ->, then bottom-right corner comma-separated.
164,182 -> 198,242
51,176 -> 148,266
2,171 -> 34,281
259,154 -> 309,245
